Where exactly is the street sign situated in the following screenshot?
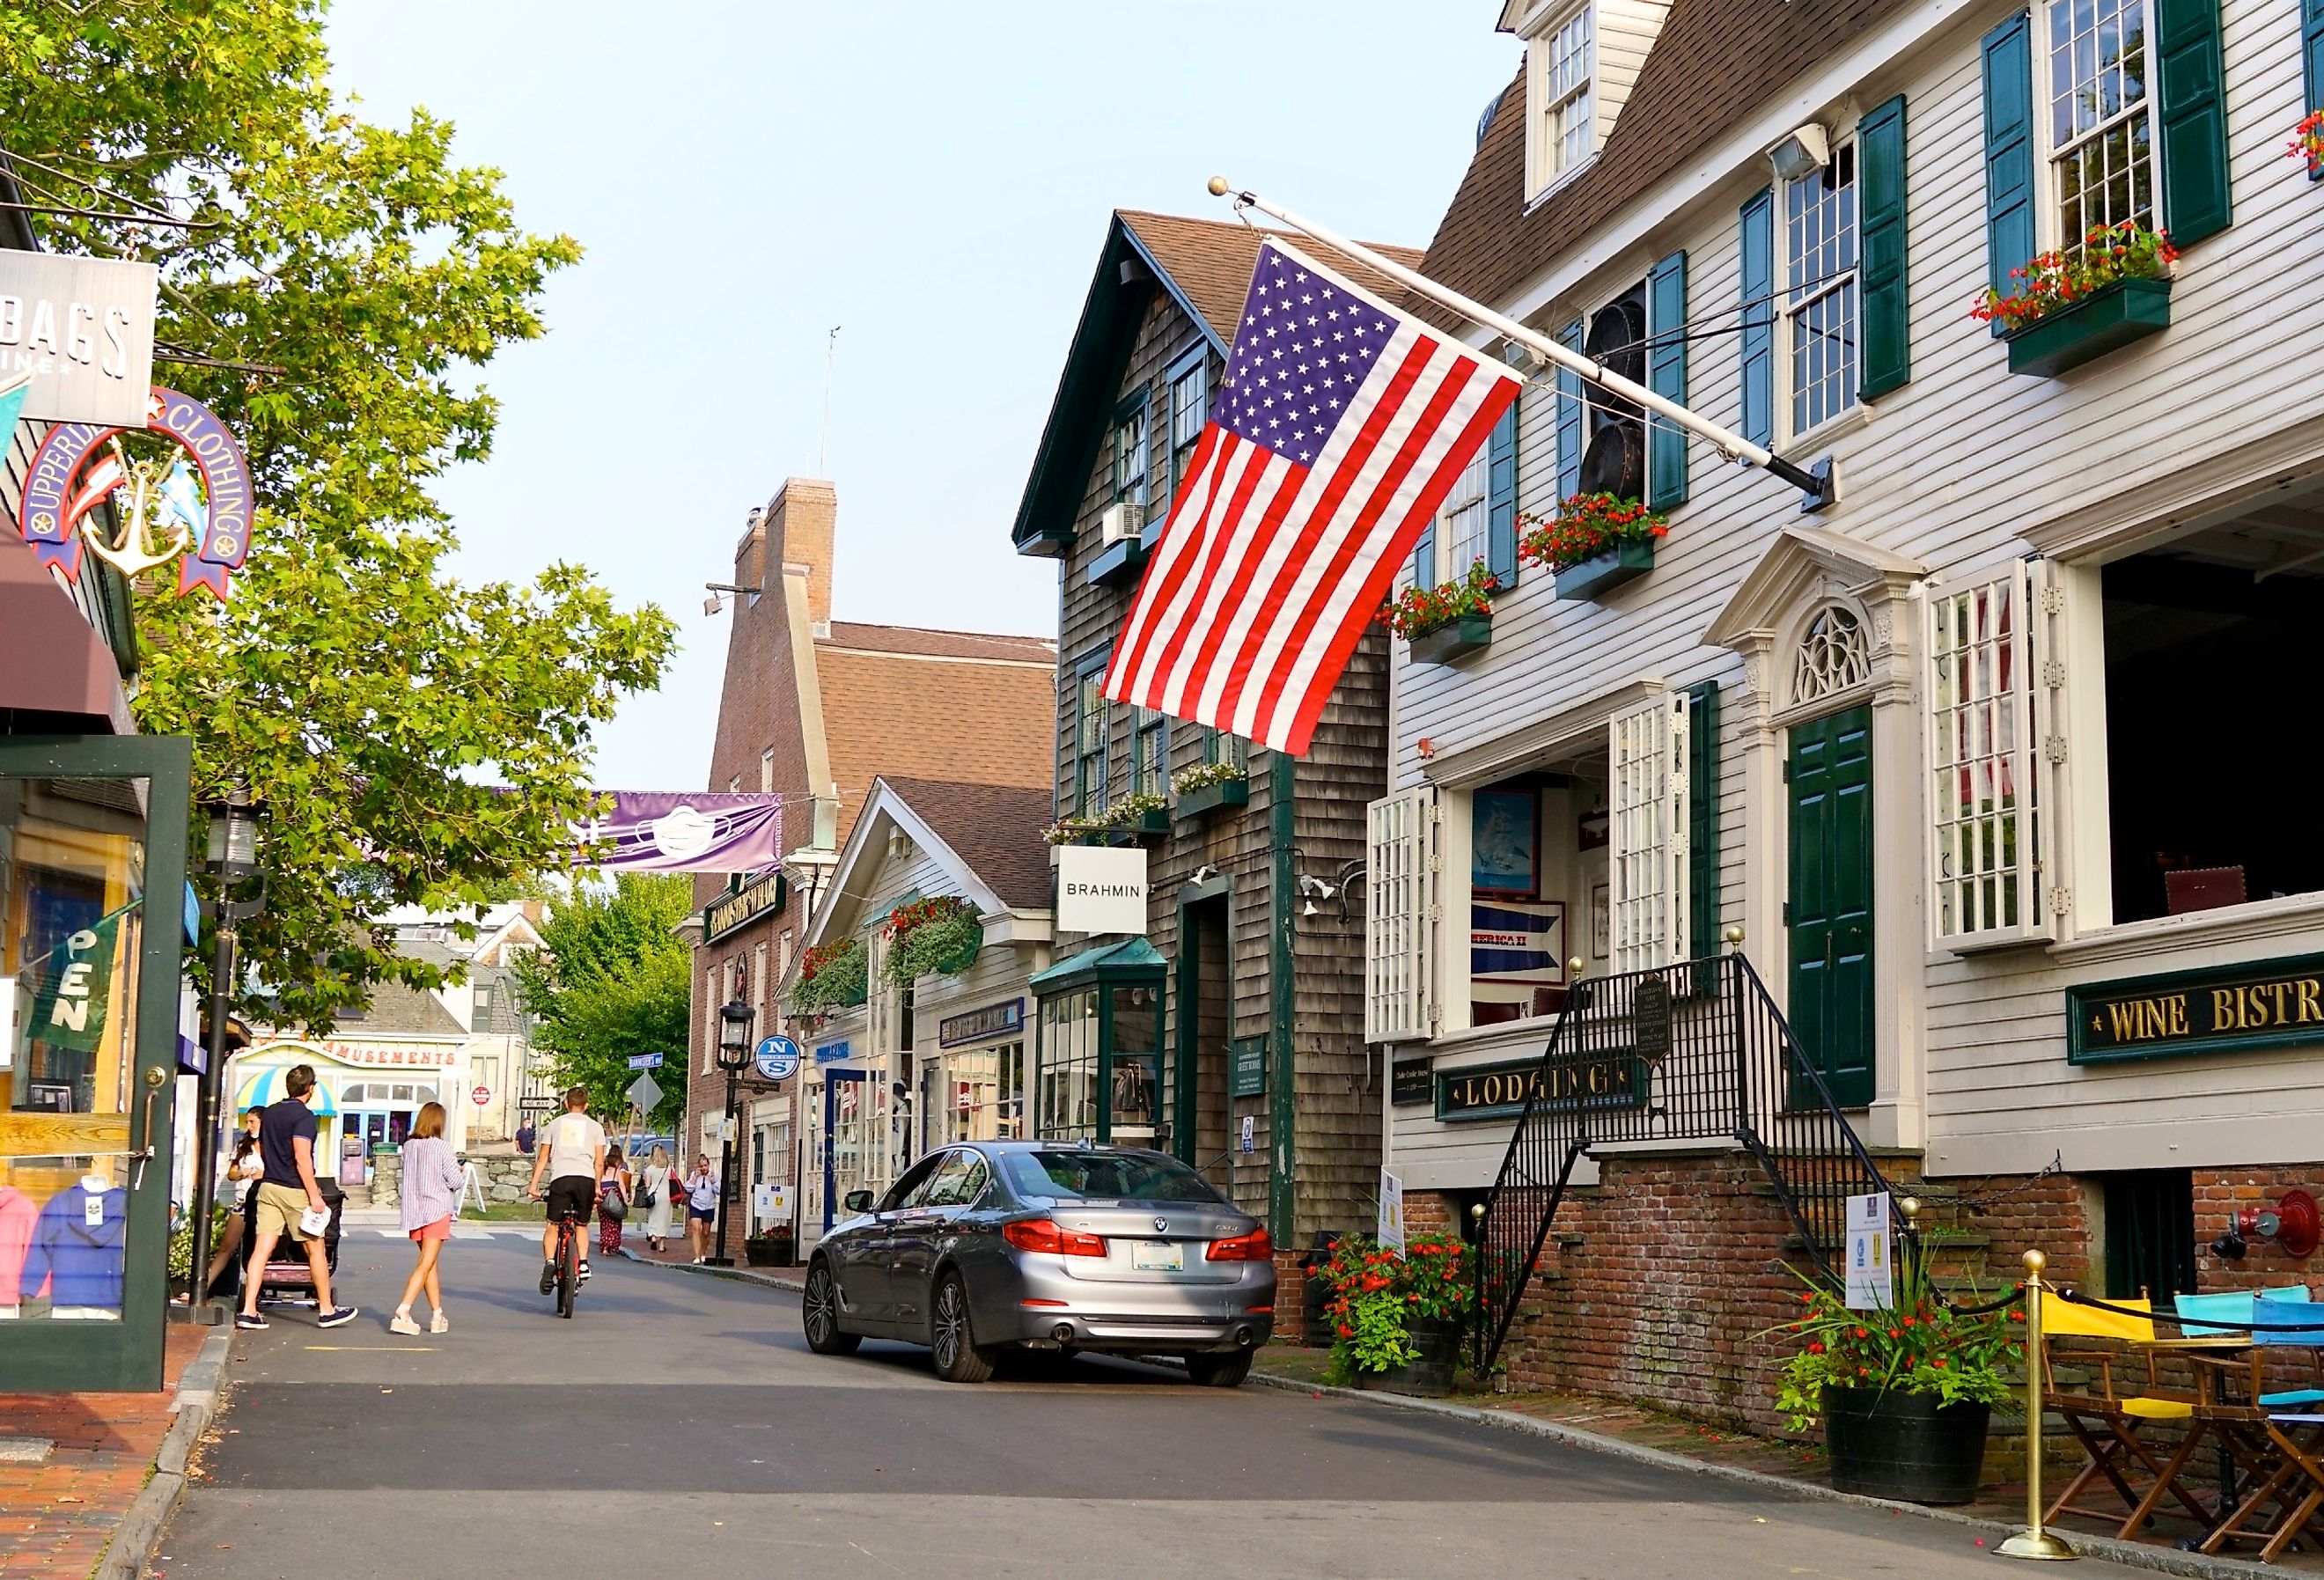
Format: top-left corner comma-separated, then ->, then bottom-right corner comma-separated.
626,1054 -> 665,1070
753,1034 -> 801,1082
517,1097 -> 558,1113
626,1071 -> 664,1113
470,1084 -> 490,1107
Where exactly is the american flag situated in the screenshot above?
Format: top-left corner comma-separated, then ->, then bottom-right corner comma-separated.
1103,237 -> 1521,755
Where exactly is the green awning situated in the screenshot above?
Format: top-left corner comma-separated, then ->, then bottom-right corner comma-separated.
1029,936 -> 1166,996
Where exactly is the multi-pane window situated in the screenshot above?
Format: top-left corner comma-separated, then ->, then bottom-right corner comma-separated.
1134,709 -> 1167,798
1038,989 -> 1100,1143
1541,7 -> 1594,180
1439,447 -> 1489,583
1203,727 -> 1247,772
2048,0 -> 2153,251
1077,670 -> 1109,814
1113,403 -> 1149,507
1784,142 -> 1858,436
1168,361 -> 1207,497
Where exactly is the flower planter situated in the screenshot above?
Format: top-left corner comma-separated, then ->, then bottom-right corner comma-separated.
1085,535 -> 1149,589
1821,1387 -> 1990,1504
1350,1319 -> 1462,1397
2004,276 -> 2172,378
1174,778 -> 1249,819
1129,805 -> 1173,835
1552,539 -> 1656,601
1405,614 -> 1492,666
744,1237 -> 793,1268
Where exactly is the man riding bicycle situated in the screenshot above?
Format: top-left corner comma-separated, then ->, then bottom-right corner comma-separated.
527,1086 -> 607,1294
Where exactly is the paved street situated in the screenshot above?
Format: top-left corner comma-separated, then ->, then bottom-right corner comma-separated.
158,1229 -> 2075,1580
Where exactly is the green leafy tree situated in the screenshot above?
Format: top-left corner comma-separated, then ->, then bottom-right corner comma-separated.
1,2 -> 676,1027
510,876 -> 692,1131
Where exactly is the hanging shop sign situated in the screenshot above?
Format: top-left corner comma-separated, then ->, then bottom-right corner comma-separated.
1230,1035 -> 1268,1099
938,998 -> 1024,1048
2068,952 -> 2324,1065
1390,1058 -> 1434,1106
1434,1052 -> 1647,1123
18,387 -> 254,597
570,790 -> 783,873
1055,844 -> 1148,935
813,1039 -> 852,1066
0,252 -> 158,426
753,1035 -> 801,1083
705,869 -> 786,942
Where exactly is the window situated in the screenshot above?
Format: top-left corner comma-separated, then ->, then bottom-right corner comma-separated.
1792,606 -> 1871,706
1076,668 -> 1109,814
1133,708 -> 1167,799
1203,728 -> 1247,772
472,982 -> 493,1019
2048,0 -> 2153,251
2102,1169 -> 2195,1301
755,940 -> 769,1011
1609,692 -> 1691,973
1000,1149 -> 1225,1204
1365,789 -> 1439,1042
1038,988 -> 1100,1142
1112,399 -> 1149,508
1167,356 -> 1208,499
1527,5 -> 1594,195
759,747 -> 774,792
1439,446 -> 1489,584
1783,141 -> 1858,435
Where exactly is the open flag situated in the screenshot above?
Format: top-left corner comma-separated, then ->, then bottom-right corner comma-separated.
1103,238 -> 1521,755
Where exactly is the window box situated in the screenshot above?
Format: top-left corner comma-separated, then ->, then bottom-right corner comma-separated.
1129,804 -> 1173,835
1174,778 -> 1249,820
2004,277 -> 2172,378
1553,538 -> 1656,600
1085,536 -> 1149,589
1406,614 -> 1494,665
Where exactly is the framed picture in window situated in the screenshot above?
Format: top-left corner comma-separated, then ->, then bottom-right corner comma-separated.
1471,787 -> 1539,898
1577,807 -> 1610,851
1591,884 -> 1610,960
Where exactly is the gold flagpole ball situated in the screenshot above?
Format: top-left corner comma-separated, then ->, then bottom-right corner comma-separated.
1207,175 -> 1232,197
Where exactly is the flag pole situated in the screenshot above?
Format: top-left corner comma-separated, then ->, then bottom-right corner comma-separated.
1206,178 -> 1834,506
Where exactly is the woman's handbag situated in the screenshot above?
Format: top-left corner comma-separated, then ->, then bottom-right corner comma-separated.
600,1185 -> 629,1223
638,1173 -> 660,1210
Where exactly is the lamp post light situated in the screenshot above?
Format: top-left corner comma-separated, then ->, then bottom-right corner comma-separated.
185,782 -> 262,1326
703,998 -> 755,1267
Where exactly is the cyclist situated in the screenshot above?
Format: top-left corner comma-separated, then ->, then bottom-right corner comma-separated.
526,1085 -> 607,1296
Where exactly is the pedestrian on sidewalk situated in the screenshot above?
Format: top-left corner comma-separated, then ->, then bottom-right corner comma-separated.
237,1064 -> 357,1331
638,1145 -> 675,1252
391,1101 -> 463,1335
597,1144 -> 631,1259
198,1134 -> 262,1301
681,1154 -> 718,1263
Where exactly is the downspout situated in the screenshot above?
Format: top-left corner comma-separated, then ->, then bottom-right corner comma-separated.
1269,750 -> 1296,1245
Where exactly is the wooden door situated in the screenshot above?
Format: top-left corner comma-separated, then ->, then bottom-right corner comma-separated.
1787,706 -> 1875,1106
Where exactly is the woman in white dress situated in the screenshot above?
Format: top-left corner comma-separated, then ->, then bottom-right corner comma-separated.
639,1144 -> 676,1253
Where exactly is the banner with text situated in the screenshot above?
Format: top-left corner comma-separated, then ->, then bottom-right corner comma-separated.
572,791 -> 783,873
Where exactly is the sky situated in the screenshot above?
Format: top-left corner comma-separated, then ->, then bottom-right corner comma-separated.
322,3 -> 1520,792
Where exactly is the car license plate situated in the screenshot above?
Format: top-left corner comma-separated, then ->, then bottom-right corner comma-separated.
1131,1240 -> 1184,1272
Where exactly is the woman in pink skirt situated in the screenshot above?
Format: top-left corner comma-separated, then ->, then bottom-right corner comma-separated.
392,1102 -> 464,1335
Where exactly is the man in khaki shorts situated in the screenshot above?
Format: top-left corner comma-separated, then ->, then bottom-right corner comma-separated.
236,1063 -> 357,1330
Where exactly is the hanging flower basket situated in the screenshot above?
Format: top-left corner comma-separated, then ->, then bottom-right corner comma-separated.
2291,111 -> 2324,180
1519,494 -> 1667,600
1380,561 -> 1497,661
1172,760 -> 1249,819
1971,221 -> 2177,376
791,936 -> 868,1014
882,895 -> 983,984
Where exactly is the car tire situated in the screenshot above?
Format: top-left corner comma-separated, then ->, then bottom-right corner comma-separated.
930,1273 -> 994,1384
1184,1350 -> 1254,1388
802,1260 -> 860,1356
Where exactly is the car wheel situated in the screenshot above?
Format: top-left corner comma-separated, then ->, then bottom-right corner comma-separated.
802,1260 -> 860,1356
1184,1351 -> 1254,1388
930,1273 -> 994,1384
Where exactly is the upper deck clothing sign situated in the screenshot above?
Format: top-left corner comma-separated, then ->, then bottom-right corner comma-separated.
0,252 -> 157,426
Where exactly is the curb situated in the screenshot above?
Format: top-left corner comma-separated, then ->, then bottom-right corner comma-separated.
96,1326 -> 232,1580
1245,1370 -> 2284,1580
615,1247 -> 805,1295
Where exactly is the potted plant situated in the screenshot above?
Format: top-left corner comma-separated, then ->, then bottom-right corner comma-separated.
882,894 -> 983,983
1100,790 -> 1172,836
1172,758 -> 1249,819
1314,1233 -> 1475,1396
1381,560 -> 1497,664
1769,1257 -> 2022,1504
791,936 -> 868,1015
2291,110 -> 2324,179
744,1226 -> 794,1268
1519,493 -> 1668,600
1971,220 -> 2178,377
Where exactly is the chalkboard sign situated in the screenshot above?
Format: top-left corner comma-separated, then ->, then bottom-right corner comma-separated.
1633,973 -> 1673,1062
1391,1059 -> 1434,1106
1231,1036 -> 1268,1098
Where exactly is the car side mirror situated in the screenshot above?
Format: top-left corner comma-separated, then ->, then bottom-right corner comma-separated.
843,1189 -> 875,1215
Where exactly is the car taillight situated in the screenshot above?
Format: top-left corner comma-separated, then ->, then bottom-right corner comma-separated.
1003,1218 -> 1107,1257
1207,1226 -> 1273,1262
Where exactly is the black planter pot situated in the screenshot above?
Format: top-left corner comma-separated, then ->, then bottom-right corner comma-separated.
1821,1386 -> 1990,1504
1351,1319 -> 1462,1397
744,1238 -> 792,1268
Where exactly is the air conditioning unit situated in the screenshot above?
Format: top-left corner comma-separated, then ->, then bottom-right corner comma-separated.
1099,502 -> 1139,546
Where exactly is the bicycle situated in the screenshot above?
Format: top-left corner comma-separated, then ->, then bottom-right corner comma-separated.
548,1206 -> 583,1319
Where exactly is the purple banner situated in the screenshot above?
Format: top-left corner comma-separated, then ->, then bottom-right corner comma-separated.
573,791 -> 783,872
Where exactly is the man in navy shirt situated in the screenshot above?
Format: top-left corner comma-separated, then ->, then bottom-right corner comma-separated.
236,1064 -> 356,1330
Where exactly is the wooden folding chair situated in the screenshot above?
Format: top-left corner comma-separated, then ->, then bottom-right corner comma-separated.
2039,1290 -> 2214,1538
2202,1297 -> 2324,1563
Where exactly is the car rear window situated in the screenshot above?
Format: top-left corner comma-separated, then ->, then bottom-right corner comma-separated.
1002,1150 -> 1225,1204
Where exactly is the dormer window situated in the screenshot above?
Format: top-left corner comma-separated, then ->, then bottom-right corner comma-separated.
1526,4 -> 1595,199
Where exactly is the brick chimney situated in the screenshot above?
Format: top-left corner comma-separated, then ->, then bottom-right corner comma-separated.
762,478 -> 835,628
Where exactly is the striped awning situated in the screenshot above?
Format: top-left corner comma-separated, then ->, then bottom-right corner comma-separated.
233,1069 -> 339,1117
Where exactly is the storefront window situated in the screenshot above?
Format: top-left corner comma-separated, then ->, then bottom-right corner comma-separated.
1036,979 -> 1166,1146
1,774 -> 147,1323
1108,984 -> 1160,1143
1038,989 -> 1099,1143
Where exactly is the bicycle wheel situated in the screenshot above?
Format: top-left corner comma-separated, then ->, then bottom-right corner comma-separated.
556,1223 -> 578,1319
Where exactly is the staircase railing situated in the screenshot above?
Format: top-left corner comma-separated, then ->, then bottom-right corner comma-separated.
1468,951 -> 1914,1376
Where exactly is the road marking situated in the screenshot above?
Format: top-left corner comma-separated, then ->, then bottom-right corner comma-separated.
303,1345 -> 436,1351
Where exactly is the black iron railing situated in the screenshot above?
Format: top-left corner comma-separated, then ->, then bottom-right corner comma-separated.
1468,952 -> 1911,1375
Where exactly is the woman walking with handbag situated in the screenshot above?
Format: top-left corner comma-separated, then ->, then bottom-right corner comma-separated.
597,1143 -> 632,1258
638,1145 -> 675,1253
391,1102 -> 464,1335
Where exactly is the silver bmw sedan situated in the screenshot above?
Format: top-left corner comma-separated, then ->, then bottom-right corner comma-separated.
801,1140 -> 1276,1385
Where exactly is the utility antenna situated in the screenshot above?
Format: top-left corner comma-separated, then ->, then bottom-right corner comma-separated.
818,326 -> 842,476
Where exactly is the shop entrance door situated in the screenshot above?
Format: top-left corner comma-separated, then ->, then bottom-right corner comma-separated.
1172,895 -> 1231,1168
821,1070 -> 865,1232
1786,704 -> 1875,1107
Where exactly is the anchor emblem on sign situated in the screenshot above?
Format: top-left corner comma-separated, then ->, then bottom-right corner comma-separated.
79,445 -> 201,579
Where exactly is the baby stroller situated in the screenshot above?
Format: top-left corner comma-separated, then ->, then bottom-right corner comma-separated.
239,1177 -> 345,1305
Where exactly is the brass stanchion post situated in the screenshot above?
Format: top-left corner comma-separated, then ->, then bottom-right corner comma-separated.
1997,1248 -> 2077,1561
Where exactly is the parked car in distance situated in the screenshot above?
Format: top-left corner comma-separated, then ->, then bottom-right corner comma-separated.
802,1140 -> 1276,1385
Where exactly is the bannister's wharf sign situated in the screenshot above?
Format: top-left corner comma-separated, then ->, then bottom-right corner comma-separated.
1435,1052 -> 1647,1122
2069,952 -> 2324,1065
704,870 -> 785,942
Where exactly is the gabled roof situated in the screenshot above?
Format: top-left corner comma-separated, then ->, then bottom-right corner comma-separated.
1420,0 -> 1904,320
794,775 -> 1054,959
1011,209 -> 1423,555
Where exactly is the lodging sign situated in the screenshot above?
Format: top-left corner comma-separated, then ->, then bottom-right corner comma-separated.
2067,952 -> 2324,1065
1436,1052 -> 1647,1122
0,252 -> 157,426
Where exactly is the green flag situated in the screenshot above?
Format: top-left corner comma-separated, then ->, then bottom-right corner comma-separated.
31,911 -> 122,1054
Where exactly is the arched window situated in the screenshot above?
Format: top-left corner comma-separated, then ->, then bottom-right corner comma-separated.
1793,605 -> 1871,705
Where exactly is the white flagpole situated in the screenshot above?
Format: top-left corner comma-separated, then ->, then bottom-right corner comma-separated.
1207,178 -> 1832,504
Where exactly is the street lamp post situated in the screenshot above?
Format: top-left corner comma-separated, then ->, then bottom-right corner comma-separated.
185,783 -> 261,1325
704,998 -> 754,1267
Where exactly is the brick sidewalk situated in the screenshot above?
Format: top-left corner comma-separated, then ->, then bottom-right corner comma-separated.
0,1325 -> 207,1580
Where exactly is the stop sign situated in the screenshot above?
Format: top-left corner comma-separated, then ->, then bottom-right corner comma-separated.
471,1085 -> 490,1106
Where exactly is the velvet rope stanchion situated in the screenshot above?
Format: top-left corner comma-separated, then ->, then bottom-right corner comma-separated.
1997,1248 -> 2078,1562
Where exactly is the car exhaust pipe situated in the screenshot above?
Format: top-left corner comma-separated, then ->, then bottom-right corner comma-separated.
1052,1322 -> 1076,1344
1234,1325 -> 1255,1348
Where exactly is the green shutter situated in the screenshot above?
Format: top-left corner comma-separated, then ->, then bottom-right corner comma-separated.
1982,12 -> 2037,337
1857,96 -> 1911,399
1688,680 -> 1720,968
1555,318 -> 1584,501
1485,401 -> 1519,586
1646,250 -> 1688,510
1411,519 -> 1438,588
1738,192 -> 1775,449
2155,0 -> 2232,243
2307,0 -> 2324,145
